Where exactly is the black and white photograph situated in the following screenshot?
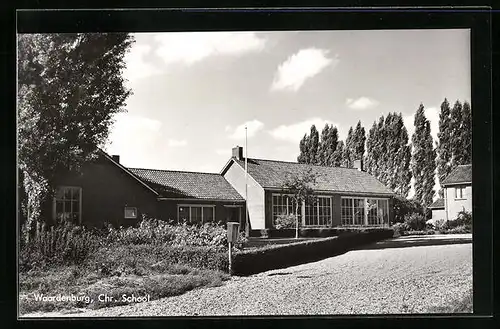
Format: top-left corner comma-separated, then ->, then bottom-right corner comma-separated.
17,23 -> 475,317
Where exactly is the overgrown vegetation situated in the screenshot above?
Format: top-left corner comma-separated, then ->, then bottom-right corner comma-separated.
392,210 -> 472,236
19,218 -> 247,315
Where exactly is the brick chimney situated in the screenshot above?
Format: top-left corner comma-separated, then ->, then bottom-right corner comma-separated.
112,155 -> 120,164
353,159 -> 363,171
232,146 -> 243,160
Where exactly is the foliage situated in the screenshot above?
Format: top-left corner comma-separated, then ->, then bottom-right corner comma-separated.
316,124 -> 341,166
436,99 -> 472,196
392,196 -> 424,223
411,103 -> 436,208
233,229 -> 394,276
18,33 -> 135,223
297,133 -> 308,163
443,210 -> 472,231
366,113 -> 412,198
280,168 -> 318,238
403,212 -> 427,231
274,214 -> 297,230
307,125 -> 320,164
19,221 -> 102,271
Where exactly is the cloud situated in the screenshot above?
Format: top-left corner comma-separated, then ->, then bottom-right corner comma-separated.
346,97 -> 379,110
271,48 -> 338,92
228,120 -> 264,140
403,107 -> 439,143
168,139 -> 187,147
154,32 -> 266,66
269,117 -> 340,143
106,113 -> 162,162
123,44 -> 158,83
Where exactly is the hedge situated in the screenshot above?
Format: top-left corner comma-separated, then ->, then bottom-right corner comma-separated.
232,229 -> 394,276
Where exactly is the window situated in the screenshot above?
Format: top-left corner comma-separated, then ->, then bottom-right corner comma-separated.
304,196 -> 332,226
455,186 -> 466,199
124,207 -> 137,219
272,194 -> 300,225
177,205 -> 215,224
341,197 -> 389,226
54,186 -> 82,224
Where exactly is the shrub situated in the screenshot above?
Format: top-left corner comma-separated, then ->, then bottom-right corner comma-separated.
232,229 -> 394,276
274,214 -> 297,230
19,222 -> 101,271
403,212 -> 427,231
393,197 -> 424,223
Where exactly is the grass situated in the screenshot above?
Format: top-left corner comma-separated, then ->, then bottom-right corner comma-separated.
426,289 -> 473,313
19,260 -> 229,315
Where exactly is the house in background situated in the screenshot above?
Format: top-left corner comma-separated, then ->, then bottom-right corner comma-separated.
428,198 -> 445,221
52,149 -> 245,228
441,164 -> 472,221
221,146 -> 395,233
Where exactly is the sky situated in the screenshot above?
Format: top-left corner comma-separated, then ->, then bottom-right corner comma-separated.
104,29 -> 471,198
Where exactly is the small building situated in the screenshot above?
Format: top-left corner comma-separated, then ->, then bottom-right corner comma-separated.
440,164 -> 472,221
221,146 -> 395,232
429,198 -> 445,221
51,149 -> 245,228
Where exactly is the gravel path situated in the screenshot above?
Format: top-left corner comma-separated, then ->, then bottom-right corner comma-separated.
23,236 -> 472,317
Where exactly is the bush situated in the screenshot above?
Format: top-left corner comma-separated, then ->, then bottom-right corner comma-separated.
274,214 -> 297,230
19,222 -> 102,271
105,218 -> 247,250
403,212 -> 426,231
393,197 -> 424,223
232,229 -> 394,276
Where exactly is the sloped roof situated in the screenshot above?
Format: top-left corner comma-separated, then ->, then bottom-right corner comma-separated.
230,158 -> 394,195
429,198 -> 445,209
128,168 -> 244,201
441,164 -> 472,186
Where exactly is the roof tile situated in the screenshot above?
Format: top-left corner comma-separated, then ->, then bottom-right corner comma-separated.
441,164 -> 472,186
232,158 -> 394,195
128,168 -> 244,201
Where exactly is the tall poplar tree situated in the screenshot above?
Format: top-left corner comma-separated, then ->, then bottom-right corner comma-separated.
297,134 -> 309,163
325,126 -> 339,166
352,120 -> 366,164
343,127 -> 354,167
450,100 -> 463,167
331,140 -> 344,167
316,124 -> 331,165
459,100 -> 472,165
436,98 -> 453,194
411,104 -> 436,209
307,125 -> 320,165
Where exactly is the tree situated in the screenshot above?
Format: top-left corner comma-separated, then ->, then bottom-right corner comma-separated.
365,113 -> 411,197
343,127 -> 354,167
307,125 -> 320,165
450,100 -> 463,167
459,100 -> 472,165
411,104 -> 436,211
325,126 -> 340,166
297,134 -> 309,163
280,168 -> 318,239
352,120 -> 366,163
18,33 -> 135,225
316,124 -> 331,165
436,98 -> 453,196
331,140 -> 344,167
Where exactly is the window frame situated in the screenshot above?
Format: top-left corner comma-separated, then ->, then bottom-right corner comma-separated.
53,186 -> 82,225
304,196 -> 333,227
454,186 -> 467,200
271,193 -> 300,225
124,206 -> 138,219
341,196 -> 389,227
177,204 -> 216,224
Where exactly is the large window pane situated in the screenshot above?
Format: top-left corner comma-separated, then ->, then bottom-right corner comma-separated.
203,207 -> 214,223
178,207 -> 189,223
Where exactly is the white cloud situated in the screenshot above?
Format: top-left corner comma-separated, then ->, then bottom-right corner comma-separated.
123,44 -> 158,83
155,32 -> 266,66
228,120 -> 264,140
271,48 -> 338,92
168,139 -> 187,147
346,97 -> 379,110
106,113 -> 162,162
269,117 -> 340,143
403,107 -> 439,143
